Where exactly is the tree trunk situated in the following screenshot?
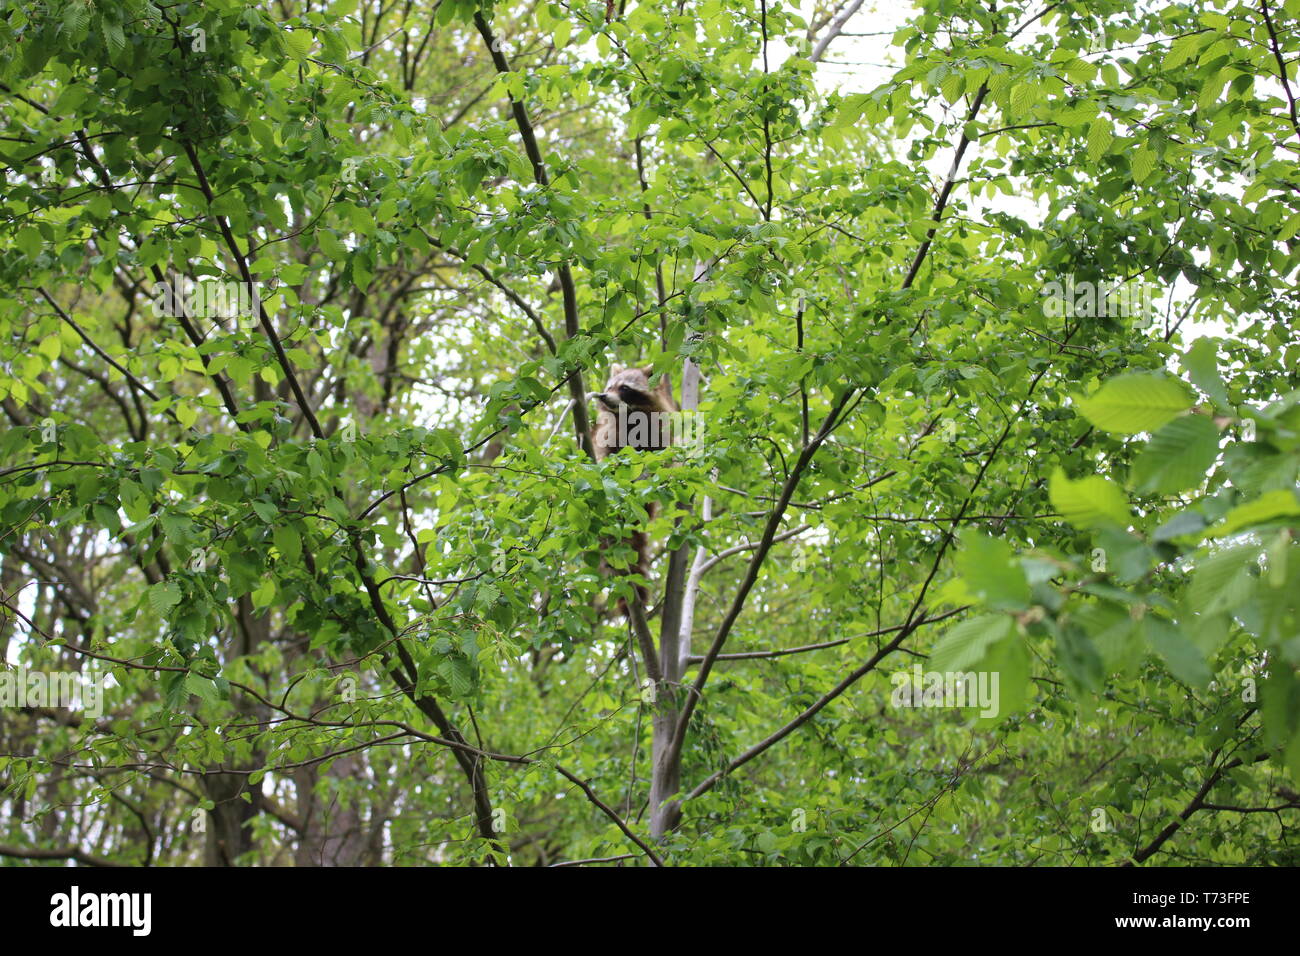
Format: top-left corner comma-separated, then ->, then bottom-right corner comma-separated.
294,755 -> 370,866
202,772 -> 258,866
649,356 -> 701,839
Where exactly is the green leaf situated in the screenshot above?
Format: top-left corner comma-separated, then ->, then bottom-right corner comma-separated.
1208,489 -> 1300,538
831,93 -> 871,129
273,524 -> 302,564
955,532 -> 1030,610
348,205 -> 375,236
980,633 -> 1032,720
1075,373 -> 1194,435
1093,526 -> 1155,582
930,614 -> 1016,672
942,71 -> 965,104
185,673 -> 220,706
148,580 -> 182,615
1153,511 -> 1207,541
1077,602 -> 1140,673
317,229 -> 348,259
1130,415 -> 1220,494
16,226 -> 42,258
1187,546 -> 1257,615
1055,623 -> 1104,692
1086,119 -> 1113,163
1164,32 -> 1203,69
1286,732 -> 1300,788
283,29 -> 314,60
1261,667 -> 1300,749
104,21 -> 126,57
251,577 -> 276,609
443,656 -> 475,698
91,500 -> 123,536
1182,338 -> 1229,407
1131,147 -> 1156,184
1142,616 -> 1210,688
1050,468 -> 1129,529
38,335 -> 61,361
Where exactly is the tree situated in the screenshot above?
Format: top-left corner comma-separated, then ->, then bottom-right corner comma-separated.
0,0 -> 1298,866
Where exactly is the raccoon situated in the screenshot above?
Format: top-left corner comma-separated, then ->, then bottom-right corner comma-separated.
590,364 -> 676,460
588,365 -> 676,610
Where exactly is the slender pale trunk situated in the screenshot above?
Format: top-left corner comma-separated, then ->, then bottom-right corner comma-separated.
649,356 -> 701,838
679,493 -> 711,675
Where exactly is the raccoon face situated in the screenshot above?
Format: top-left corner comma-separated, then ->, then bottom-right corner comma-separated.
596,365 -> 659,410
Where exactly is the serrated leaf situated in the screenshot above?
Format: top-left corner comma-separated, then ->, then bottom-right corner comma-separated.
1010,82 -> 1036,115
283,28 -> 314,60
831,93 -> 871,129
1086,119 -> 1113,163
980,633 -> 1031,720
273,524 -> 301,564
1131,147 -> 1156,184
1094,526 -> 1155,583
1050,468 -> 1129,529
1143,616 -> 1210,688
104,21 -> 126,57
1198,70 -> 1228,110
1187,546 -> 1257,615
16,227 -> 42,258
1164,32 -> 1203,69
941,71 -> 965,104
1261,667 -> 1300,749
317,229 -> 347,259
149,580 -> 182,615
1181,338 -> 1229,407
930,614 -> 1015,672
185,673 -> 220,705
1076,373 -> 1193,434
1077,603 -> 1139,672
1131,415 -> 1220,494
1153,510 -> 1207,542
955,532 -> 1030,610
445,656 -> 475,698
1286,732 -> 1300,787
1056,623 -> 1104,692
1208,489 -> 1300,538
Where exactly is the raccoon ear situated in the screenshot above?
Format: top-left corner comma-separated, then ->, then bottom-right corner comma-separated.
609,363 -> 625,376
641,364 -> 656,378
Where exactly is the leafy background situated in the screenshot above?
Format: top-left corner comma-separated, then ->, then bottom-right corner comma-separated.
0,0 -> 1298,865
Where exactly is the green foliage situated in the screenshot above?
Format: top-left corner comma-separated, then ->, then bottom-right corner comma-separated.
0,0 -> 1297,866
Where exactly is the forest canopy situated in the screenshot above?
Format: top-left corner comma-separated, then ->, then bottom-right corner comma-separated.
0,0 -> 1298,867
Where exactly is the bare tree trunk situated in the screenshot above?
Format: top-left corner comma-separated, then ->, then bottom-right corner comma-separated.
200,599 -> 271,865
679,493 -> 711,675
649,357 -> 701,839
202,772 -> 259,866
294,755 -> 370,866
0,552 -> 19,662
